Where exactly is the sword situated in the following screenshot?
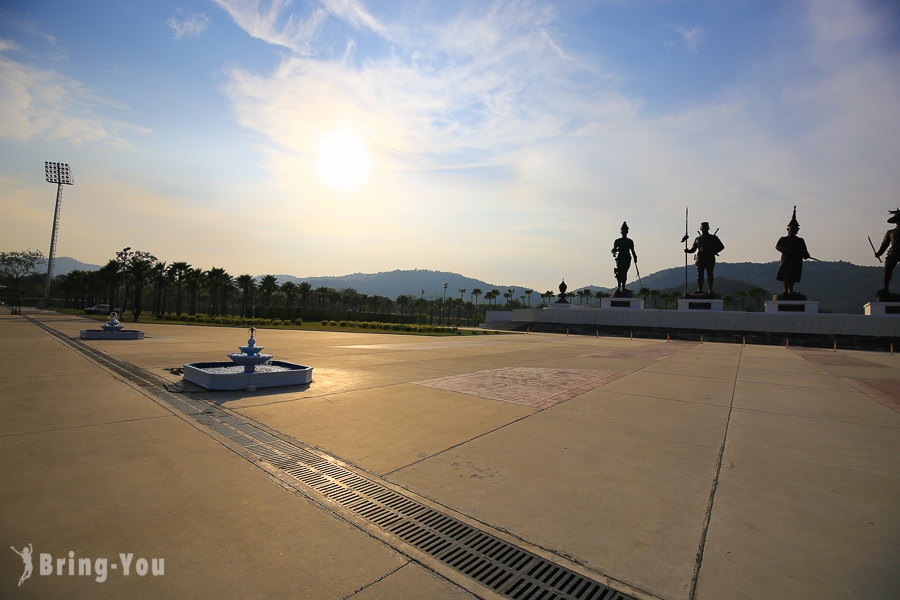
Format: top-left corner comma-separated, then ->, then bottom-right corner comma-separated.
869,236 -> 883,263
634,260 -> 643,289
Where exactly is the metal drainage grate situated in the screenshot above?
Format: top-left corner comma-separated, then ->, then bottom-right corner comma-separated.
29,316 -> 633,600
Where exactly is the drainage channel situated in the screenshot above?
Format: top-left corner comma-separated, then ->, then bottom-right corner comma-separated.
30,316 -> 634,600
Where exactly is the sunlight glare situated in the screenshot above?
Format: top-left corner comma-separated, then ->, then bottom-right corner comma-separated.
316,129 -> 373,188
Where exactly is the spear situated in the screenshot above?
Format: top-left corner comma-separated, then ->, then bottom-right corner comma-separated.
869,236 -> 883,263
680,207 -> 689,296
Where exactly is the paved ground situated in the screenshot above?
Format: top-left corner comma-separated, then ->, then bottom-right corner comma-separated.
2,310 -> 899,599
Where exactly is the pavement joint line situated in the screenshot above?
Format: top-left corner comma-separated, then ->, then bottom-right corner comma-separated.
22,314 -> 647,600
338,562 -> 412,600
730,406 -> 900,429
0,414 -> 176,438
687,344 -> 743,600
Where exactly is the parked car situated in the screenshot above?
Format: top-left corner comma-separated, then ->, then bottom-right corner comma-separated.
84,304 -> 122,315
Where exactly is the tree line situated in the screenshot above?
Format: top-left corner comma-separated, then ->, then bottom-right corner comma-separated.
1,248 -> 771,320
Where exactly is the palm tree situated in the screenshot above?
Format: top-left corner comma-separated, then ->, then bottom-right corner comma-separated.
649,289 -> 661,308
127,258 -> 156,321
186,268 -> 205,315
750,286 -> 767,311
314,287 -> 329,309
151,261 -> 171,315
98,260 -> 121,309
170,261 -> 191,316
471,288 -> 483,307
638,287 -> 651,304
298,282 -> 312,308
219,272 -> 234,315
736,290 -> 748,311
396,294 -> 410,316
259,275 -> 279,307
206,268 -> 228,315
236,274 -> 256,318
506,289 -> 516,309
484,289 -> 500,307
282,281 -> 298,308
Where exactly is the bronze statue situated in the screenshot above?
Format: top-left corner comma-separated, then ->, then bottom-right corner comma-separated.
683,221 -> 724,295
874,208 -> 900,301
611,221 -> 637,296
775,206 -> 811,298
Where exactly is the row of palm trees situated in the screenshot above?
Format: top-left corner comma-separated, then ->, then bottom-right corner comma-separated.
53,250 -> 540,322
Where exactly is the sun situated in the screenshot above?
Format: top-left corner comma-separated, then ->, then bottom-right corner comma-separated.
316,128 -> 373,188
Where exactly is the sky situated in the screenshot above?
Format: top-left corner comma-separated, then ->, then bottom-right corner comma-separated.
2,0 -> 899,291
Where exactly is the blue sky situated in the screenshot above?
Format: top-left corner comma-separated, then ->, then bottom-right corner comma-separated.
2,0 -> 899,290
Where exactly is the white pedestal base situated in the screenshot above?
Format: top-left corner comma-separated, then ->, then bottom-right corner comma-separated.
678,298 -> 724,312
601,298 -> 644,310
765,300 -> 819,314
864,302 -> 900,316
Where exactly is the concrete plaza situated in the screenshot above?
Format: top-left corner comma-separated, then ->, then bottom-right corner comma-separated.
2,310 -> 898,599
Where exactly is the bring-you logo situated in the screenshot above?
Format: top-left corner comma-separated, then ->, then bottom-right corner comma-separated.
11,545 -> 164,585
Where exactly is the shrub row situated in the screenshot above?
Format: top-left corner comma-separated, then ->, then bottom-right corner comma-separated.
254,306 -> 417,324
155,314 -> 302,327
321,320 -> 461,333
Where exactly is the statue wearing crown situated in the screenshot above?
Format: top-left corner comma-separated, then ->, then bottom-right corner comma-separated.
775,206 -> 811,299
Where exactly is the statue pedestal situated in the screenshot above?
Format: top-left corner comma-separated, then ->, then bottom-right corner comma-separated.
678,298 -> 724,312
601,297 -> 644,310
864,302 -> 900,316
546,302 -> 577,309
765,300 -> 819,314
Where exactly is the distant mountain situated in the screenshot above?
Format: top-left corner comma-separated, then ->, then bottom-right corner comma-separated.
46,257 -> 102,274
267,269 -> 533,301
626,261 -> 881,314
54,257 -> 882,313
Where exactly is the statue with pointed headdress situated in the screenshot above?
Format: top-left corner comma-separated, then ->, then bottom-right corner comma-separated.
611,221 -> 637,296
874,208 -> 900,300
775,206 -> 811,298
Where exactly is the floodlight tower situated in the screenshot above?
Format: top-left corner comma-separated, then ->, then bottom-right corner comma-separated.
43,161 -> 73,306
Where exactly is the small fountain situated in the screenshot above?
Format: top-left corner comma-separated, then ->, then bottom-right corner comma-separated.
182,327 -> 313,390
80,312 -> 145,340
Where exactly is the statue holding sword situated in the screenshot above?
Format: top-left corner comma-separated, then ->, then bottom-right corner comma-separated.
611,221 -> 639,296
872,208 -> 900,301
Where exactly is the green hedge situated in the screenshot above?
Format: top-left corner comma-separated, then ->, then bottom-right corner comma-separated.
253,306 -> 417,324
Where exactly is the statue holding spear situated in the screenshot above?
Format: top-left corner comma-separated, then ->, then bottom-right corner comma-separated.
682,216 -> 724,297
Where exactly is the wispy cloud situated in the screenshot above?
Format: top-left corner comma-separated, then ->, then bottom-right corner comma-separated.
665,23 -> 705,53
212,0 -> 328,55
0,47 -> 142,149
224,1 -> 611,167
167,12 -> 210,40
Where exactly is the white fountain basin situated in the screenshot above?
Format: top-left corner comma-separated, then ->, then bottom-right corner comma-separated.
183,360 -> 313,390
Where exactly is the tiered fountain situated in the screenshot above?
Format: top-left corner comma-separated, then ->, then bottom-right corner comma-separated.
80,312 -> 145,340
182,328 -> 313,391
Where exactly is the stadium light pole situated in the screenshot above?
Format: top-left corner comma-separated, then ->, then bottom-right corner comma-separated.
43,162 -> 73,307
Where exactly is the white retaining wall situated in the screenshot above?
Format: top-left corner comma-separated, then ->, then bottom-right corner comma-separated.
513,307 -> 899,337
